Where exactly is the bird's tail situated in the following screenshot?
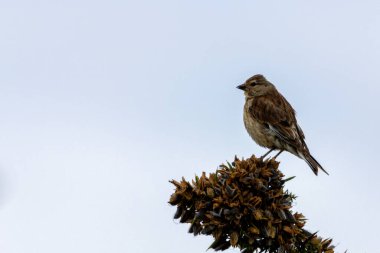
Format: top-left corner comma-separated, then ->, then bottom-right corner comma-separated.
300,152 -> 329,176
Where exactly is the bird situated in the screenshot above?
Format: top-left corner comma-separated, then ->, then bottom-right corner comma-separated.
237,74 -> 328,175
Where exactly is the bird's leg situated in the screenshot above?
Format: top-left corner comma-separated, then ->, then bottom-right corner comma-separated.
273,150 -> 284,160
260,148 -> 275,161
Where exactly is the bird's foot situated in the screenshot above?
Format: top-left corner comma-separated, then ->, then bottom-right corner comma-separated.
273,150 -> 284,160
259,148 -> 275,162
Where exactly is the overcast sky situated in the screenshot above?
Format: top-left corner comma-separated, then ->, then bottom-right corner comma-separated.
0,1 -> 379,252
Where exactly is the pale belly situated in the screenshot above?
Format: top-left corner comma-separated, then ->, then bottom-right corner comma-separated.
243,110 -> 281,149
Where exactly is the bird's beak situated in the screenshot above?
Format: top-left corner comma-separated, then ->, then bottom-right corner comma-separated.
237,84 -> 246,91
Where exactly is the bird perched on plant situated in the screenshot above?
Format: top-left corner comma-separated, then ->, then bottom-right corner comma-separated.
237,74 -> 328,175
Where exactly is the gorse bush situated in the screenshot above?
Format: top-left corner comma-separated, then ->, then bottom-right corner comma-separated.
169,156 -> 334,253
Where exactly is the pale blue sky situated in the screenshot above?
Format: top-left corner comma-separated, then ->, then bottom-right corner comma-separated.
0,1 -> 379,252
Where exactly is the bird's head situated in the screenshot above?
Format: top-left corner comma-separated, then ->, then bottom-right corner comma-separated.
237,74 -> 272,97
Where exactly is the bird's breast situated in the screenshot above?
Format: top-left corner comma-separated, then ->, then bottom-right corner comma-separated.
243,105 -> 279,148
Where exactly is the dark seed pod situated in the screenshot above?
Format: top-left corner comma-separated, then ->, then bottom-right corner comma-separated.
173,206 -> 183,219
194,209 -> 205,220
214,241 -> 231,251
192,223 -> 202,235
180,209 -> 193,223
208,236 -> 227,250
285,209 -> 296,222
201,225 -> 215,235
168,193 -> 181,205
188,223 -> 194,233
276,209 -> 287,220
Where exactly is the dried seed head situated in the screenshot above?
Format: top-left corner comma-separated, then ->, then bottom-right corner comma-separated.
169,155 -> 334,252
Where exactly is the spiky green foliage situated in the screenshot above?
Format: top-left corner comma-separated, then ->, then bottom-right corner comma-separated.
168,155 -> 334,253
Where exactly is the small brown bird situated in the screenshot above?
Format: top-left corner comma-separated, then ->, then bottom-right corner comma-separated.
237,74 -> 328,175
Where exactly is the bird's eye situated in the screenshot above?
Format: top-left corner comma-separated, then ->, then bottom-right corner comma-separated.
250,81 -> 257,86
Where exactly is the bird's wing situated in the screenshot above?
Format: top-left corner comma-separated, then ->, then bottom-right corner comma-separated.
296,123 -> 305,139
249,94 -> 303,148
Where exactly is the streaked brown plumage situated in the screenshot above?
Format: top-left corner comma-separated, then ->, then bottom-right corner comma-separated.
237,74 -> 328,175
